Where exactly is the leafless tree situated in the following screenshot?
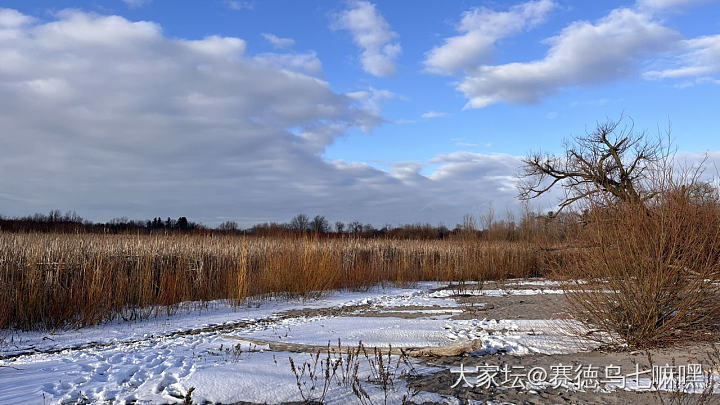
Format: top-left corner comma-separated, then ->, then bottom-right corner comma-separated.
335,221 -> 345,233
349,221 -> 363,234
688,181 -> 720,205
289,214 -> 310,232
218,220 -> 239,231
310,215 -> 329,233
518,117 -> 668,214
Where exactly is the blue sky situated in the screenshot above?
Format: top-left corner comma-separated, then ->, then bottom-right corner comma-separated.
1,0 -> 719,226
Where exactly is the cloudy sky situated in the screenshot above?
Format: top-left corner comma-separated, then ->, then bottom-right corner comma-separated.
1,0 -> 719,227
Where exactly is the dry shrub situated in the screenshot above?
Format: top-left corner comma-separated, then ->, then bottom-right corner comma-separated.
557,187 -> 720,348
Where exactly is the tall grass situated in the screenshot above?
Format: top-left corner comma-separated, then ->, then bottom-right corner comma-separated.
0,234 -> 549,330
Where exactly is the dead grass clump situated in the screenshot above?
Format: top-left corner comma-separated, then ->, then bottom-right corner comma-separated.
288,340 -> 419,405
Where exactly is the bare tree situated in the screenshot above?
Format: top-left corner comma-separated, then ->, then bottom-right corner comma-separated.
218,220 -> 239,231
289,214 -> 310,232
334,221 -> 345,233
310,215 -> 329,233
688,181 -> 720,205
348,221 -> 363,234
518,117 -> 667,214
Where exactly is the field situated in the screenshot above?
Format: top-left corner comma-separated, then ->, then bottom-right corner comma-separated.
0,232 -> 547,331
2,176 -> 720,404
1,214 -> 720,404
2,277 -> 718,404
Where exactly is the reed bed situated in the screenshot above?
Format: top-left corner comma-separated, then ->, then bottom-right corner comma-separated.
0,233 -> 548,330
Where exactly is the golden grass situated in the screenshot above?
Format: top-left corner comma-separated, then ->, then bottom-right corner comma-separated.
0,233 -> 549,330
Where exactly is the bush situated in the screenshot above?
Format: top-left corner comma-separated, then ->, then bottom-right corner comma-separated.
557,186 -> 720,348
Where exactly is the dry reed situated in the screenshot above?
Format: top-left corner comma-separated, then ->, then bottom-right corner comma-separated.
0,233 -> 549,330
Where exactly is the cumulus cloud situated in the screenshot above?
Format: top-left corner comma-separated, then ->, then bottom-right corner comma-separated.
644,34 -> 720,82
332,1 -> 401,77
0,8 -> 33,27
0,8 -> 533,226
457,8 -> 680,108
424,0 -> 556,75
262,33 -> 295,49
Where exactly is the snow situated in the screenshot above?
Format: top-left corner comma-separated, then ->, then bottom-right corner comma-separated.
0,281 -> 463,404
429,288 -> 567,297
1,332 -> 452,404
234,316 -> 457,347
0,279 -> 633,404
230,316 -> 595,356
1,283 -> 446,357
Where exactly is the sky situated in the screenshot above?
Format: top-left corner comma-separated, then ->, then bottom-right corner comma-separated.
1,0 -> 719,227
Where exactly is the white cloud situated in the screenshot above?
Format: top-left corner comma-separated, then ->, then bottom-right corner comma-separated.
184,35 -> 246,58
0,9 -> 377,221
36,9 -> 162,46
253,52 -> 323,77
636,0 -> 715,10
451,138 -> 479,148
0,8 -> 33,27
332,1 -> 401,77
421,111 -> 448,119
428,153 -> 526,196
224,1 -> 254,11
346,87 -> 395,130
457,8 -> 679,108
0,8 -> 535,226
123,0 -> 151,8
424,0 -> 556,75
644,34 -> 720,82
262,33 -> 295,49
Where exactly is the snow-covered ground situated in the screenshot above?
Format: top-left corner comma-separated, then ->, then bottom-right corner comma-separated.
0,282 -> 467,404
1,279 -> 701,404
229,316 -> 591,356
429,288 -> 567,297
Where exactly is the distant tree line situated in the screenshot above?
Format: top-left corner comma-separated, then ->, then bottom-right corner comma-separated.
0,210 -> 202,234
222,212 -> 575,242
0,210 -> 577,242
